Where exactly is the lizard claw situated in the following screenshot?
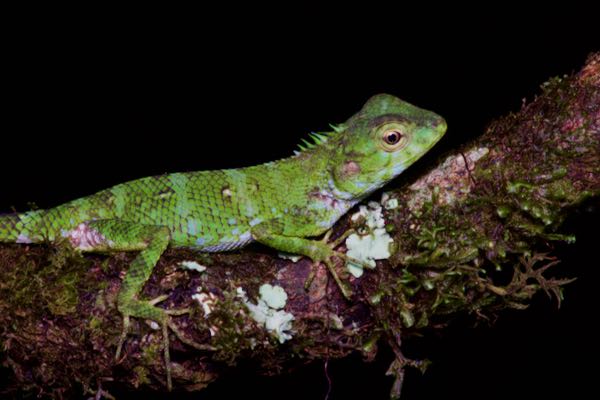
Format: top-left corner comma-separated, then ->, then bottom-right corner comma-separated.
303,230 -> 361,300
323,257 -> 353,299
336,252 -> 375,270
321,228 -> 355,249
304,256 -> 353,299
114,304 -> 173,391
115,315 -> 130,363
115,295 -> 217,392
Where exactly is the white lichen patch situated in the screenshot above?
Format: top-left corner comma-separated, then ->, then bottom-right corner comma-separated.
345,202 -> 393,278
148,321 -> 160,330
192,290 -> 219,336
381,192 -> 399,210
259,284 -> 288,309
327,313 -> 344,330
236,286 -> 247,298
192,292 -> 217,316
178,260 -> 207,273
408,147 -> 490,212
263,309 -> 294,342
237,284 -> 294,343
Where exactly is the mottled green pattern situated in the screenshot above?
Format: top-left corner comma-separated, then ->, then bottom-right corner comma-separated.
0,94 -> 446,390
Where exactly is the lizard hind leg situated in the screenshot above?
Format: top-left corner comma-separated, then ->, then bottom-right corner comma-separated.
73,220 -> 178,391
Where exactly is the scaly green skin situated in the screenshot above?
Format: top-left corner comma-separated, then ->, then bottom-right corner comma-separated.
0,94 -> 446,389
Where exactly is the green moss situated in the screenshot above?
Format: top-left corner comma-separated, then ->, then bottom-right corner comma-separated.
361,334 -> 379,355
0,244 -> 94,317
415,312 -> 429,329
133,365 -> 152,387
140,339 -> 163,366
400,309 -> 415,328
496,205 -> 511,218
88,316 -> 102,330
208,289 -> 266,365
0,244 -> 121,397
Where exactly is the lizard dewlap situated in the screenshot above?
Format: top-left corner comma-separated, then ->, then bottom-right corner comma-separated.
0,93 -> 447,389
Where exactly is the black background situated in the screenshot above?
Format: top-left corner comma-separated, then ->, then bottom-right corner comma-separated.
2,7 -> 598,400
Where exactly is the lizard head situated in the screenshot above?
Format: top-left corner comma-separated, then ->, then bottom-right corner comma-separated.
328,93 -> 447,199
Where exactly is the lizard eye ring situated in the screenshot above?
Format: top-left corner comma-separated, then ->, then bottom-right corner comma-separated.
380,128 -> 408,152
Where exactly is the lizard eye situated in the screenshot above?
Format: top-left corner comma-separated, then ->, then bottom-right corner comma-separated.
384,130 -> 402,145
380,128 -> 408,151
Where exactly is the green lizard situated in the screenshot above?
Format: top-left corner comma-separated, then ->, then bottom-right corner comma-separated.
0,94 -> 446,389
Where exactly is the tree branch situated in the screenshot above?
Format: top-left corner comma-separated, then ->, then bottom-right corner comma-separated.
1,53 -> 598,398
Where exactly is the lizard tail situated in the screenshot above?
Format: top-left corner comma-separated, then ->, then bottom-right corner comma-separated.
1,205 -> 86,244
0,210 -> 52,244
0,212 -> 25,242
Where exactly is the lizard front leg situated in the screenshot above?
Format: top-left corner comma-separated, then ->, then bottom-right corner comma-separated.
67,219 -> 194,391
251,220 -> 360,299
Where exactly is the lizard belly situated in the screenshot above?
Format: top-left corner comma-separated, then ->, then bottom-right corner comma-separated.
168,218 -> 256,252
199,230 -> 254,252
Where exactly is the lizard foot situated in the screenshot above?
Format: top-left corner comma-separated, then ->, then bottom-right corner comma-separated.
114,300 -> 174,390
115,296 -> 215,391
304,229 -> 374,300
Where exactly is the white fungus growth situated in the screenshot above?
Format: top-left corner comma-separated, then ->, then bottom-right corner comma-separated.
345,202 -> 393,278
237,284 -> 295,343
178,260 -> 207,273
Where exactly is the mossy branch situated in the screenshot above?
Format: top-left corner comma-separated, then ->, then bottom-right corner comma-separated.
1,53 -> 598,398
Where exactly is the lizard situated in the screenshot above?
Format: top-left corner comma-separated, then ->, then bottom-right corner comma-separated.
0,93 -> 446,390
